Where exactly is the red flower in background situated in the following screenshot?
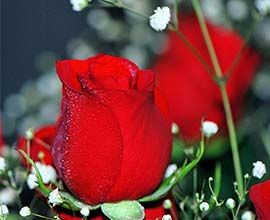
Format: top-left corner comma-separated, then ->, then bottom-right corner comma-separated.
53,54 -> 172,205
17,125 -> 55,165
153,14 -> 261,142
249,180 -> 270,220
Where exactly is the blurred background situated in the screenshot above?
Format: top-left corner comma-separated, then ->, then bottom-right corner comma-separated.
1,0 -> 270,212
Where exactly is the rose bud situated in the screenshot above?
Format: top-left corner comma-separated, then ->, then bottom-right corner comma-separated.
53,54 -> 172,205
153,14 -> 261,143
17,125 -> 56,165
249,179 -> 270,220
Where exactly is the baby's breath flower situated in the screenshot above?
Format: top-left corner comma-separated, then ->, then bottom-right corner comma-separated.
163,199 -> 172,209
0,204 -> 9,216
0,156 -> 6,172
162,214 -> 172,220
199,202 -> 209,212
241,210 -> 255,220
149,7 -> 171,31
171,122 -> 179,135
48,188 -> 63,206
32,162 -> 57,184
226,198 -> 236,209
255,0 -> 270,15
0,188 -> 17,204
19,206 -> 31,217
27,173 -> 38,189
80,206 -> 90,217
70,0 -> 91,12
252,161 -> 266,179
202,121 -> 218,138
164,164 -> 177,178
25,128 -> 34,140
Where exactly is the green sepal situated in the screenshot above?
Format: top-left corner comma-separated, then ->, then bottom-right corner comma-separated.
101,201 -> 145,220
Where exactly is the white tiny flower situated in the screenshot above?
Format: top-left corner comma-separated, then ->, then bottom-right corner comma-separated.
225,198 -> 236,209
244,173 -> 250,179
252,161 -> 266,179
27,173 -> 38,189
241,211 -> 255,220
0,204 -> 9,216
0,188 -> 17,204
171,122 -> 179,134
70,0 -> 91,12
164,164 -> 177,178
163,199 -> 172,209
48,188 -> 63,206
255,0 -> 270,15
25,128 -> 34,140
162,214 -> 172,220
0,156 -> 6,172
149,7 -> 171,31
80,206 -> 90,217
202,121 -> 218,138
32,162 -> 57,184
199,202 -> 209,212
19,206 -> 31,217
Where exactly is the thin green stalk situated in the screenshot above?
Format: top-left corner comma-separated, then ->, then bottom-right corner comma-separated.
191,0 -> 244,198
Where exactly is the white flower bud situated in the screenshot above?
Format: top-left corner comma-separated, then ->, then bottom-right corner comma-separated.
0,204 -> 9,216
25,128 -> 34,140
70,0 -> 91,12
164,164 -> 177,178
202,121 -> 218,138
162,214 -> 172,220
48,188 -> 63,206
226,198 -> 236,209
0,157 -> 6,173
149,7 -> 171,31
252,161 -> 266,179
19,206 -> 31,217
171,122 -> 179,135
80,207 -> 90,217
241,211 -> 255,220
27,173 -> 38,189
199,202 -> 209,212
163,199 -> 172,209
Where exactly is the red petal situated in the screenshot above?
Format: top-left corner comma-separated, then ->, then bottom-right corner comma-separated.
17,125 -> 55,165
93,89 -> 172,202
250,179 -> 270,220
52,86 -> 124,205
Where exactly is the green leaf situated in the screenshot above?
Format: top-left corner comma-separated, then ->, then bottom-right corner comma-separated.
101,201 -> 145,220
139,141 -> 204,202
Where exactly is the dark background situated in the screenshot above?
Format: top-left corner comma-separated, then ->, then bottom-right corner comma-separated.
1,0 -> 87,107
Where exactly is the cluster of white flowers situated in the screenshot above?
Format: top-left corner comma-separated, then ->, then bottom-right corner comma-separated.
70,0 -> 91,12
27,162 -> 57,189
48,188 -> 63,206
164,164 -> 177,178
252,161 -> 266,179
255,0 -> 270,15
149,7 -> 171,31
19,206 -> 31,217
202,121 -> 219,138
0,204 -> 9,217
0,156 -> 6,173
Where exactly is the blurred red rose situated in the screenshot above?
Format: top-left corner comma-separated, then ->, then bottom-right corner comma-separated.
53,54 -> 172,205
17,125 -> 55,165
58,197 -> 178,220
249,179 -> 270,220
153,14 -> 261,142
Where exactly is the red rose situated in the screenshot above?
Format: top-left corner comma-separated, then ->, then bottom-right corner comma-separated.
53,54 -> 172,205
58,197 -> 178,220
153,14 -> 261,142
249,179 -> 270,220
17,125 -> 55,165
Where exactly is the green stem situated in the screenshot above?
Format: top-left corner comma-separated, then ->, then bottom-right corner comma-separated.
32,213 -> 56,220
191,0 -> 244,198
